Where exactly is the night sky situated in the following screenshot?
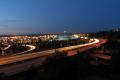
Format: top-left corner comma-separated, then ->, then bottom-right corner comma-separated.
0,0 -> 120,34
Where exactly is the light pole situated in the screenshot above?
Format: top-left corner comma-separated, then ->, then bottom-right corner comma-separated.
2,50 -> 5,56
1,48 -> 5,56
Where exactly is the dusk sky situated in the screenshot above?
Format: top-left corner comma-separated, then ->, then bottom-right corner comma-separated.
0,0 -> 120,34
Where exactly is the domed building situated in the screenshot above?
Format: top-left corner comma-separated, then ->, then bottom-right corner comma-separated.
55,32 -> 79,41
56,34 -> 71,40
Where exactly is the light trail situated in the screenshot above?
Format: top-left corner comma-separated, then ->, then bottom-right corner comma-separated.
3,45 -> 11,50
0,39 -> 100,66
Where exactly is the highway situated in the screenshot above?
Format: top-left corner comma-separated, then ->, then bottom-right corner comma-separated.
4,45 -> 11,50
21,45 -> 36,54
0,39 -> 102,66
93,54 -> 111,60
12,45 -> 36,55
0,38 -> 108,75
67,39 -> 106,56
1,45 -> 11,55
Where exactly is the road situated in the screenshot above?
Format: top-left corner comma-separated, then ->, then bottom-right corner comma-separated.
67,39 -> 107,56
0,39 -> 103,66
4,45 -> 11,50
0,38 -> 107,75
93,54 -> 111,60
1,45 -> 11,56
12,45 -> 36,55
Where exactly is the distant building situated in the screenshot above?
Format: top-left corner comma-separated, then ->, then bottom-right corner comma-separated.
56,32 -> 79,41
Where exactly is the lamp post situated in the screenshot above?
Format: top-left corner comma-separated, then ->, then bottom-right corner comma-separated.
1,48 -> 5,56
2,50 -> 5,56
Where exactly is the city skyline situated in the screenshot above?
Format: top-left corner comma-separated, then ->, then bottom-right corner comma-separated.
0,0 -> 120,34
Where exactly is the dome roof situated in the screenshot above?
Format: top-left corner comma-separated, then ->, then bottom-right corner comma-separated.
56,34 -> 70,40
56,34 -> 79,41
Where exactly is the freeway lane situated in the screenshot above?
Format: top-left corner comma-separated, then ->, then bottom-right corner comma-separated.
0,39 -> 101,66
93,54 -> 111,60
0,38 -> 107,75
67,39 -> 107,56
12,45 -> 36,56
